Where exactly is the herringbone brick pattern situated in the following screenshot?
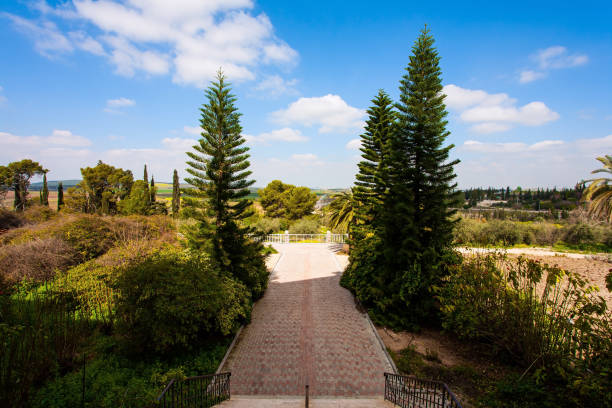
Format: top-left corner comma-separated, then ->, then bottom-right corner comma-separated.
221,244 -> 393,397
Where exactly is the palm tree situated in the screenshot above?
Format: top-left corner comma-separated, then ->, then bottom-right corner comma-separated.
583,155 -> 612,222
327,190 -> 354,233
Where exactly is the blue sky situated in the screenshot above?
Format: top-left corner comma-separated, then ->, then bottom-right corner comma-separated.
1,0 -> 611,188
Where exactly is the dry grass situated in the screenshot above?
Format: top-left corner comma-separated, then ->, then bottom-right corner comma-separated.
0,237 -> 77,284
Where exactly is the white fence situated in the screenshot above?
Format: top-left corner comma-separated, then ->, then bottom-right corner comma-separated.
262,233 -> 348,244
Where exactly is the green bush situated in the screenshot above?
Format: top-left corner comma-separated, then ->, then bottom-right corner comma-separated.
0,288 -> 90,407
252,217 -> 281,234
436,253 -> 612,407
59,216 -> 115,261
562,223 -> 596,245
114,247 -> 250,353
22,205 -> 56,223
29,341 -> 229,408
288,218 -> 319,234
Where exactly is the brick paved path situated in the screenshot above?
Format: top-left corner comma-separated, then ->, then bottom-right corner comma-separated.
221,243 -> 393,397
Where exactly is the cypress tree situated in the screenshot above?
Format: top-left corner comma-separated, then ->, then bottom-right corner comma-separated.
42,173 -> 49,206
39,189 -> 43,205
150,175 -> 156,203
172,169 -> 180,217
143,165 -> 150,206
57,181 -> 64,211
183,70 -> 267,299
393,26 -> 460,325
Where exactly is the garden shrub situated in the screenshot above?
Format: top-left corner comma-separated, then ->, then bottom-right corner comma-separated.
252,217 -> 281,234
0,208 -> 23,230
113,247 -> 250,353
58,215 -> 115,261
0,237 -> 77,285
436,253 -> 612,407
288,218 -> 319,234
0,288 -> 90,407
562,223 -> 596,245
22,205 -> 56,223
29,341 -> 229,408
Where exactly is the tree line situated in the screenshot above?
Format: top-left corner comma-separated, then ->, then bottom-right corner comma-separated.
0,159 -> 182,217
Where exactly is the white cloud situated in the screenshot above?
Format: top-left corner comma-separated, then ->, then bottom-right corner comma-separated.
8,1 -> 297,86
535,46 -> 588,70
253,75 -> 298,97
68,31 -> 106,55
106,97 -> 135,108
463,139 -> 564,153
456,135 -> 611,188
291,153 -> 319,162
244,127 -> 307,144
518,46 -> 588,84
0,130 -> 91,148
519,70 -> 546,84
6,14 -> 73,57
443,84 -> 559,133
183,126 -> 201,135
345,138 -> 362,150
161,137 -> 197,151
104,97 -> 136,113
271,94 -> 365,134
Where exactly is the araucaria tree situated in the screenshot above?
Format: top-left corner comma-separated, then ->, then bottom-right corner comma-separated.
172,169 -> 180,217
183,70 -> 268,300
343,28 -> 460,328
341,91 -> 396,314
394,27 -> 460,324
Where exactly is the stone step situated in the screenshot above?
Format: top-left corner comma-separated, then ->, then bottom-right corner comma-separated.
219,396 -> 394,407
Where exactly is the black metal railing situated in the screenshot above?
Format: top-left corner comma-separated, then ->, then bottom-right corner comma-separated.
156,372 -> 231,408
384,373 -> 462,408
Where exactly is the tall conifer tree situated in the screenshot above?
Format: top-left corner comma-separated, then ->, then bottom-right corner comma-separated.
57,181 -> 64,211
353,90 -> 394,222
172,169 -> 180,217
343,90 -> 396,309
150,176 -> 156,203
183,70 -> 267,299
143,165 -> 150,206
42,173 -> 49,206
393,27 -> 460,323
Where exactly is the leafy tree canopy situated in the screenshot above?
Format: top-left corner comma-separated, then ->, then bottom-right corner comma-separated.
258,180 -> 317,220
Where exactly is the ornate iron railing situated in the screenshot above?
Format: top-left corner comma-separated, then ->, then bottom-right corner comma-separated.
384,373 -> 462,408
156,372 -> 230,408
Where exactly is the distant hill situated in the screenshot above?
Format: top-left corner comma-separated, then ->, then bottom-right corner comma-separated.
30,180 -> 81,191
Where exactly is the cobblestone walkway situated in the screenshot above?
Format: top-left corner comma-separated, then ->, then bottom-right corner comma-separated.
221,244 -> 393,397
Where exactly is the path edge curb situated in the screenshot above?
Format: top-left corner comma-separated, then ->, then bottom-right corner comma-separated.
332,250 -> 398,375
215,250 -> 284,374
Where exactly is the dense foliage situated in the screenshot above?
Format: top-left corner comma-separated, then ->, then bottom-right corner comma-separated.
436,253 -> 612,407
454,218 -> 612,251
342,28 -> 459,328
182,70 -> 268,301
583,155 -> 612,222
259,180 -> 318,220
0,159 -> 46,211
